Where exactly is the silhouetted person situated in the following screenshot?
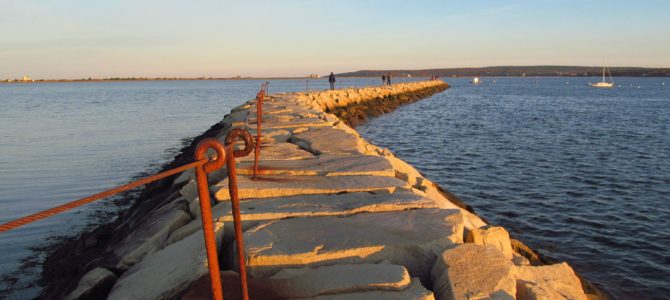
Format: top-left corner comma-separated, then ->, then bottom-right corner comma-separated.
381,74 -> 386,85
386,73 -> 391,85
328,72 -> 336,90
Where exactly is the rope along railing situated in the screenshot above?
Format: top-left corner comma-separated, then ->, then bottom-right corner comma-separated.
0,129 -> 256,300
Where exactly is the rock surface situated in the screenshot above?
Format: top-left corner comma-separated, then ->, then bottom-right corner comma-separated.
515,263 -> 587,300
233,142 -> 316,162
308,278 -> 435,300
465,225 -> 514,260
107,222 -> 224,300
214,174 -> 408,201
267,264 -> 411,298
235,154 -> 395,177
112,200 -> 192,269
180,271 -> 282,300
236,208 -> 464,281
210,189 -> 439,222
431,244 -> 516,300
63,267 -> 117,300
291,126 -> 366,155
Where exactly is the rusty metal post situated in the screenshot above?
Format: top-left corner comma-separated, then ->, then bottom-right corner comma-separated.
224,128 -> 253,300
194,138 -> 227,300
253,88 -> 264,179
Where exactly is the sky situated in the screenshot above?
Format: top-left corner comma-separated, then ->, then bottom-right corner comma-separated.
1,0 -> 669,79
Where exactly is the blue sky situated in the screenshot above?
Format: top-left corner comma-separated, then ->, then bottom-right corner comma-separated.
1,0 -> 669,78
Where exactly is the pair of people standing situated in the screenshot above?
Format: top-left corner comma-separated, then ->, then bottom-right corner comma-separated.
381,73 -> 392,85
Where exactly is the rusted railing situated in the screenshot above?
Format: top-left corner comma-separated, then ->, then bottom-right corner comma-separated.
0,129 -> 256,300
252,83 -> 267,179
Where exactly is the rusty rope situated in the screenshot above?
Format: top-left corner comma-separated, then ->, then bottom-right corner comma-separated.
0,160 -> 206,233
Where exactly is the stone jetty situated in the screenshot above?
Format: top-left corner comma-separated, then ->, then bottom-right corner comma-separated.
53,81 -> 591,300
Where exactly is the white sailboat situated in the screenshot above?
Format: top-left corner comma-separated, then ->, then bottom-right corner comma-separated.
589,65 -> 614,88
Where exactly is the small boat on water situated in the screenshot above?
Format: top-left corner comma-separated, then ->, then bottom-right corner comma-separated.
589,65 -> 614,88
471,77 -> 480,84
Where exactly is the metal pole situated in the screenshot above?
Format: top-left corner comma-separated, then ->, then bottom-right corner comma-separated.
194,139 -> 228,300
253,89 -> 263,179
223,129 -> 253,300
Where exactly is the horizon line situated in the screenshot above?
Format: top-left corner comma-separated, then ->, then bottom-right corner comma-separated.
4,65 -> 670,81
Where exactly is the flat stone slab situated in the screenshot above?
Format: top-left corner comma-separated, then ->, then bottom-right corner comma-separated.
431,244 -> 516,300
209,189 -> 439,222
261,117 -> 331,129
235,154 -> 394,177
516,263 -> 587,300
235,142 -> 315,162
309,278 -> 435,300
267,264 -> 411,298
291,127 -> 365,155
243,128 -> 292,143
214,174 -> 408,201
235,208 -> 464,281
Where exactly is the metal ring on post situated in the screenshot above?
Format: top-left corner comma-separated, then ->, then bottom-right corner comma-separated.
196,139 -> 227,173
224,128 -> 254,158
194,138 -> 227,300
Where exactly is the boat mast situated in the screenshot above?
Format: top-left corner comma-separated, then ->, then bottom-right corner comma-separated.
602,66 -> 606,83
607,66 -> 614,84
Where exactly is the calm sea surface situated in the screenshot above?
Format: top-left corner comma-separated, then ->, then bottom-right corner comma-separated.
358,77 -> 670,299
0,77 -> 400,298
1,77 -> 668,299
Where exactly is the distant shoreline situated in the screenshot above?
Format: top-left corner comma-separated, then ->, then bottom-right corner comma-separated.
338,66 -> 670,78
2,74 -> 669,84
0,77 -> 316,84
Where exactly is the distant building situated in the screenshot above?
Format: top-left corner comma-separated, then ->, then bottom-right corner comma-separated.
307,74 -> 320,78
22,75 -> 34,82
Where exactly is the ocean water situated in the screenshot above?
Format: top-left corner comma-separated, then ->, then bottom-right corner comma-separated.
0,77 -> 408,298
357,77 -> 670,299
1,77 -> 667,299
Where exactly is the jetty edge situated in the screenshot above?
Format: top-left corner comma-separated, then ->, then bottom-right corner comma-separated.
39,80 -> 595,300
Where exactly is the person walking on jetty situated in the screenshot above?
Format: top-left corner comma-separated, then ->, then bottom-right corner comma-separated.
328,72 -> 336,90
386,73 -> 392,85
381,74 -> 386,85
